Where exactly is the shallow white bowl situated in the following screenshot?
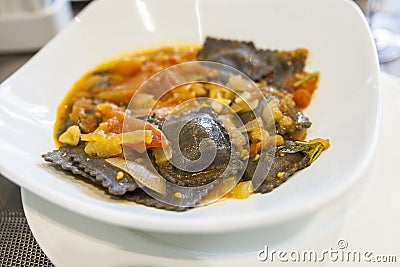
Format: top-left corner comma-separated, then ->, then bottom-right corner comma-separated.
0,0 -> 380,233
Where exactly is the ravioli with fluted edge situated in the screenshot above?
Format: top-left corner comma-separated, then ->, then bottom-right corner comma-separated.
42,37 -> 329,211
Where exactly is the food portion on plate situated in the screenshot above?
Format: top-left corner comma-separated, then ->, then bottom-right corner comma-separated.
42,37 -> 329,211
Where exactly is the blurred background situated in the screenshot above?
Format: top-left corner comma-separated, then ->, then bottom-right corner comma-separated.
0,0 -> 92,81
1,0 -> 400,81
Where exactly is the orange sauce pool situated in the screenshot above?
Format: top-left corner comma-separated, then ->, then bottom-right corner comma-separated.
54,46 -> 199,146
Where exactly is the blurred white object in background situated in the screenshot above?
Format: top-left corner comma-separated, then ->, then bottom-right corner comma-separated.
366,0 -> 400,62
0,0 -> 72,53
0,0 -> 52,14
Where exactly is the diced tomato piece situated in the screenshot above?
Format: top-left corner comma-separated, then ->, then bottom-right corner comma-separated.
145,124 -> 169,149
124,142 -> 147,154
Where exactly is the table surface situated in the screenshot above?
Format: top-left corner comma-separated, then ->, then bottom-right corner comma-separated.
0,0 -> 399,265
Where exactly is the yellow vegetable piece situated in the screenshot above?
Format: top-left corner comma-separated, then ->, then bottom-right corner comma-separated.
123,130 -> 153,145
228,181 -> 253,199
58,125 -> 81,146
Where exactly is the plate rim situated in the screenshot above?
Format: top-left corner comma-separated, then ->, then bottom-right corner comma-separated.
0,0 -> 382,233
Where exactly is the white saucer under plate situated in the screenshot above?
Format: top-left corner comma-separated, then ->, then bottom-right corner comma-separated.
22,73 -> 400,266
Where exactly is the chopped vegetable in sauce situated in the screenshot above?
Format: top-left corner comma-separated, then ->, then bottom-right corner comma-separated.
43,37 -> 328,211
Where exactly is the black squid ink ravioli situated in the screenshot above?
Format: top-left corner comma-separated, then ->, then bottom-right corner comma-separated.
43,37 -> 329,211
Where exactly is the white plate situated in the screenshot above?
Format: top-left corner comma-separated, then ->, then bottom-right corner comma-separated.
0,0 -> 380,233
22,73 -> 400,267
